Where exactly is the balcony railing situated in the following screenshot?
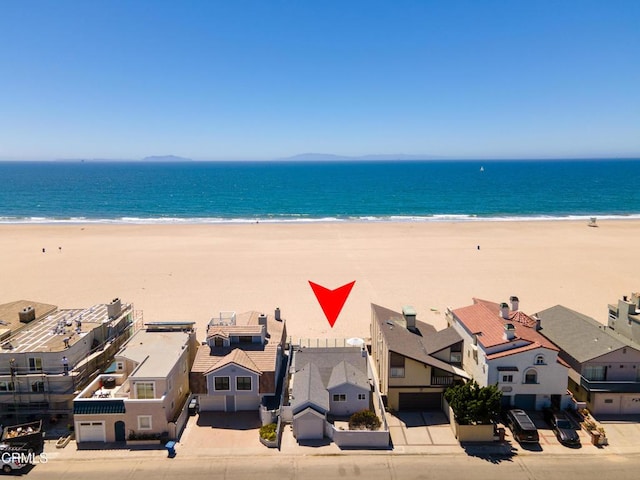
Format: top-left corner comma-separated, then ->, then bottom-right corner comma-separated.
431,375 -> 455,386
580,377 -> 640,393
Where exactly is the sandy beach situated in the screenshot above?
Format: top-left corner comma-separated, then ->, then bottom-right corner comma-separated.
1,220 -> 638,341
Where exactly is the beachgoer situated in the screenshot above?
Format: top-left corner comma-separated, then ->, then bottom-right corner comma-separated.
62,356 -> 69,375
42,248 -> 45,253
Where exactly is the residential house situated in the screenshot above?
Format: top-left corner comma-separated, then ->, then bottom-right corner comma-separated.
190,311 -> 287,412
536,304 -> 640,415
73,321 -> 198,443
371,304 -> 468,411
607,292 -> 640,344
0,298 -> 134,415
447,297 -> 570,410
290,346 -> 370,440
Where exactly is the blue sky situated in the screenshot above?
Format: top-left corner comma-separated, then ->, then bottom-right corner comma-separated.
1,0 -> 638,160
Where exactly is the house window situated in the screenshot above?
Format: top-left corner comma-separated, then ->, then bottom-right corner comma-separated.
333,394 -> 346,402
390,352 -> 405,378
584,365 -> 606,381
502,375 -> 513,383
214,376 -> 230,391
238,336 -> 252,344
214,337 -> 224,347
236,376 -> 252,391
604,399 -> 614,404
167,379 -> 172,391
31,381 -> 45,392
0,381 -> 15,392
357,393 -> 366,400
535,355 -> 545,365
450,352 -> 462,365
524,369 -> 538,384
137,415 -> 152,430
135,382 -> 155,399
28,357 -> 43,372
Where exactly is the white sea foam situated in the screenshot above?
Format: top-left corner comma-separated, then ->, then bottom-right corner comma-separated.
1,214 -> 640,225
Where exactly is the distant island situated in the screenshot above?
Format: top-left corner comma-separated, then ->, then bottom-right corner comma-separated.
275,153 -> 444,161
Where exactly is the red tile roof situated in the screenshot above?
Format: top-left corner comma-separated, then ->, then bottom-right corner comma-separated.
452,299 -> 559,354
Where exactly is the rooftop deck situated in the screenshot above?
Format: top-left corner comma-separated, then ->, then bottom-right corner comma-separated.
1,303 -> 130,354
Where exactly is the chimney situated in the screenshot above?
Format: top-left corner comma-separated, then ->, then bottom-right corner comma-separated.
18,306 -> 36,323
258,313 -> 268,328
402,306 -> 417,329
510,296 -> 519,312
500,302 -> 510,319
107,298 -> 122,319
504,323 -> 516,341
534,315 -> 541,331
633,293 -> 640,313
274,307 -> 281,321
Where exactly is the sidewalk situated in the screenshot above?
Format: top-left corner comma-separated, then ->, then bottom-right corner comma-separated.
43,411 -> 640,462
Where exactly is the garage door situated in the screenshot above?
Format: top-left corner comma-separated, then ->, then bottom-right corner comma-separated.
77,421 -> 106,442
514,394 -> 536,410
294,410 -> 325,440
398,392 -> 441,410
622,395 -> 640,414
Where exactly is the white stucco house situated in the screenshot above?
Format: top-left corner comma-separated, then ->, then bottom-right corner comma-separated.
446,297 -> 570,410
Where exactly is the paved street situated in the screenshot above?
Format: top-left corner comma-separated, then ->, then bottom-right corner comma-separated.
26,452 -> 640,480
24,409 -> 640,478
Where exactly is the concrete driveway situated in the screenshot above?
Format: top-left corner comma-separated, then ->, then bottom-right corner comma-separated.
178,411 -> 266,453
387,410 -> 459,448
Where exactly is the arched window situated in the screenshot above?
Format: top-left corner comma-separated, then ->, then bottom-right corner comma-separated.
535,355 -> 545,365
524,369 -> 538,384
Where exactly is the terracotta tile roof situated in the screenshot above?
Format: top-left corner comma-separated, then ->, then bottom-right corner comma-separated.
204,348 -> 261,374
192,342 -> 281,374
452,299 -> 559,353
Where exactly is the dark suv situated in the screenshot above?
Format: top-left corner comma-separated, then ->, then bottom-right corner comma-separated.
544,408 -> 580,446
505,409 -> 539,444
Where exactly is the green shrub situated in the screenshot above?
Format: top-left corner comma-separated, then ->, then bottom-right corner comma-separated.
348,410 -> 381,431
259,423 -> 277,441
444,380 -> 502,425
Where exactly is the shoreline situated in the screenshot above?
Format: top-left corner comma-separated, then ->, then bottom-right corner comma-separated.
2,214 -> 640,225
1,219 -> 638,342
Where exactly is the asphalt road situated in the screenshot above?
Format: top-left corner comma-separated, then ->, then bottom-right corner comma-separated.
24,453 -> 640,480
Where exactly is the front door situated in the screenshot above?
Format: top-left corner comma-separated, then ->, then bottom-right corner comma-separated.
225,395 -> 235,412
114,420 -> 126,442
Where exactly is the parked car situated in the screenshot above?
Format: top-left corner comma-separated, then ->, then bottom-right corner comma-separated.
505,409 -> 539,444
0,443 -> 30,474
544,408 -> 580,446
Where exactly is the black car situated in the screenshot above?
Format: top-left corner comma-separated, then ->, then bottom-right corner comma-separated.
544,409 -> 580,446
505,409 -> 539,444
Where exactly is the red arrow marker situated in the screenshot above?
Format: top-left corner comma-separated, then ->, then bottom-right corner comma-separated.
309,280 -> 356,328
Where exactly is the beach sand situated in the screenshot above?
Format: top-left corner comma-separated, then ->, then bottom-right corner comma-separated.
1,220 -> 638,342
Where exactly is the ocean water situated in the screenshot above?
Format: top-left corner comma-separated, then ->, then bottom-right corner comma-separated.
0,159 -> 639,223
